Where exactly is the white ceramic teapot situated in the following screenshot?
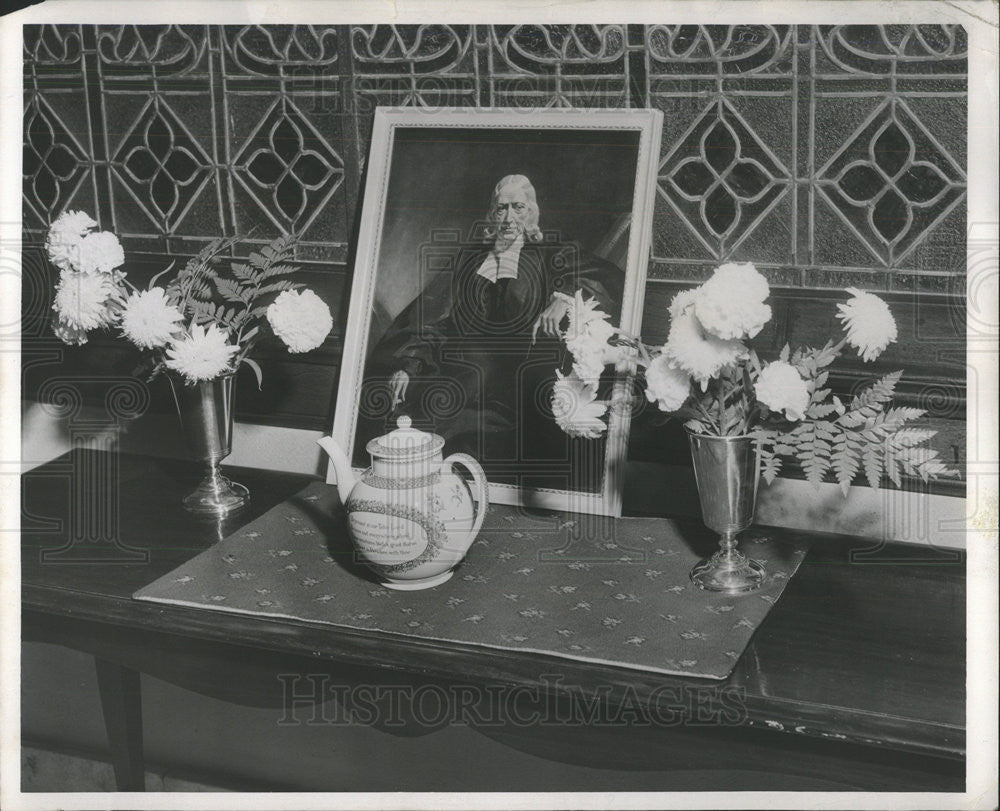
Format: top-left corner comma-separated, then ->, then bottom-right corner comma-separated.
317,417 -> 488,590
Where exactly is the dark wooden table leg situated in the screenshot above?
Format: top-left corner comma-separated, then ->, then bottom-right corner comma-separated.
94,657 -> 145,791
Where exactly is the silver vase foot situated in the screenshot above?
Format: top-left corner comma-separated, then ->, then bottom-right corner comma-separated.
690,532 -> 765,593
182,464 -> 249,516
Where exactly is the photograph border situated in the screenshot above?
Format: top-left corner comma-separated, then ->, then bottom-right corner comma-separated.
328,106 -> 664,516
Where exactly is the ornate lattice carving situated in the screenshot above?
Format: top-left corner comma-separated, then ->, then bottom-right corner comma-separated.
659,101 -> 791,258
352,25 -> 471,73
96,25 -> 207,76
23,25 -> 83,65
21,24 -> 967,284
223,25 -> 339,76
490,25 -> 626,73
22,96 -> 88,223
816,24 -> 967,74
646,25 -> 792,74
233,98 -> 344,231
111,98 -> 212,230
817,100 -> 966,265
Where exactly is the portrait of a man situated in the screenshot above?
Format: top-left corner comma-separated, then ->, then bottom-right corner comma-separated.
357,171 -> 625,491
336,112 -> 661,512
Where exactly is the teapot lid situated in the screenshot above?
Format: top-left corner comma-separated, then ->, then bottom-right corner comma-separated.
366,416 -> 445,459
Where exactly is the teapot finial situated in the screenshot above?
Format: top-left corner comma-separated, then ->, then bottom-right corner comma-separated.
397,415 -> 412,430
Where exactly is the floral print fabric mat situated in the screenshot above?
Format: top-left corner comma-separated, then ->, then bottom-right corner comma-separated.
134,482 -> 809,680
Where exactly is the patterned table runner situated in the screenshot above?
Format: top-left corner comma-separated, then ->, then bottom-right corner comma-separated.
134,482 -> 808,680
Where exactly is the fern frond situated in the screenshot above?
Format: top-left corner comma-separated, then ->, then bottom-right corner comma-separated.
889,427 -> 937,448
793,422 -> 832,486
190,279 -> 213,300
256,280 -> 302,297
861,443 -> 882,488
214,277 -> 250,303
761,450 -> 782,484
880,406 -> 927,428
831,431 -> 861,496
189,300 -> 218,324
806,402 -> 839,419
261,263 -> 300,281
848,371 -> 902,412
230,262 -> 260,283
883,441 -> 903,487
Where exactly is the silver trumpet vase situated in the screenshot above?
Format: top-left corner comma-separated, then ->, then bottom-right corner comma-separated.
687,431 -> 766,593
168,373 -> 249,516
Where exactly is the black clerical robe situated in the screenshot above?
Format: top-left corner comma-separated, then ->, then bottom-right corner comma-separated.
357,240 -> 623,490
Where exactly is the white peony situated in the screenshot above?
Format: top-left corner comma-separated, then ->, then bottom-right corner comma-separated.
165,323 -> 239,383
694,262 -> 772,340
120,288 -> 184,349
77,230 -> 125,275
836,287 -> 897,362
266,289 -> 333,353
755,361 -> 810,421
644,356 -> 691,412
51,269 -> 122,332
551,372 -> 608,439
45,209 -> 97,271
663,290 -> 747,389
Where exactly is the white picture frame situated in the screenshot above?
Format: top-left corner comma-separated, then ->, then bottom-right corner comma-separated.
329,107 -> 662,516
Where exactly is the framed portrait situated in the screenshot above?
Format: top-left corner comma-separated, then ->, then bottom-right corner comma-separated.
330,107 -> 662,516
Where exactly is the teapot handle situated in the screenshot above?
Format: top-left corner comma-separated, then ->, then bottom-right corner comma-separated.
442,453 -> 489,539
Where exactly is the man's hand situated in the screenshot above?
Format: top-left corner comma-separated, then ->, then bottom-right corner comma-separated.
532,294 -> 572,342
390,370 -> 409,408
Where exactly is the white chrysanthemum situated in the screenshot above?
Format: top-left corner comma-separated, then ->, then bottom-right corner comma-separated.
51,314 -> 89,345
266,289 -> 333,353
836,287 -> 898,362
46,210 -> 97,271
165,323 -> 238,383
564,290 -> 612,343
602,343 -> 637,375
51,269 -> 121,332
663,291 -> 748,389
644,356 -> 691,412
562,290 -> 616,386
77,231 -> 125,275
669,288 -> 698,321
755,361 -> 810,421
551,372 -> 608,439
571,346 -> 607,388
694,262 -> 772,340
120,288 -> 184,349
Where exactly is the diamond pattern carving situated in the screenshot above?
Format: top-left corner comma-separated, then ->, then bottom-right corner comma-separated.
659,101 -> 790,258
22,95 -> 88,223
111,98 -> 212,230
817,100 -> 965,265
233,98 -> 344,231
22,25 -> 967,283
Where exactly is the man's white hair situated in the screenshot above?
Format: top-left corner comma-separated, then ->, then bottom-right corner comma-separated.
485,174 -> 542,242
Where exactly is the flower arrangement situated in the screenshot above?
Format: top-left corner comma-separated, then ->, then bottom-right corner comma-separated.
46,210 -> 333,386
550,262 -> 955,494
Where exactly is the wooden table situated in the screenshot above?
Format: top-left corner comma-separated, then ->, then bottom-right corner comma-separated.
21,450 -> 966,792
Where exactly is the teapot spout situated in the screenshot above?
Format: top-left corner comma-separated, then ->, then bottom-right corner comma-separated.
317,435 -> 358,505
